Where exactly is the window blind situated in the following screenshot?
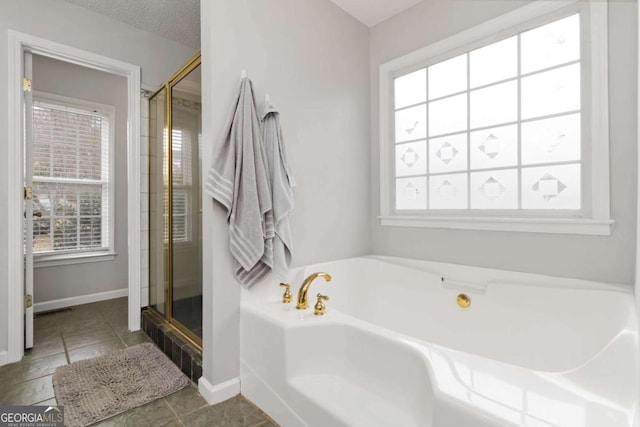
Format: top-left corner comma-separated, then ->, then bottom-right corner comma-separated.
32,99 -> 111,255
162,127 -> 191,243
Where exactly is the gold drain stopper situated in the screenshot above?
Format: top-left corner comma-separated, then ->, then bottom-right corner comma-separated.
457,293 -> 471,308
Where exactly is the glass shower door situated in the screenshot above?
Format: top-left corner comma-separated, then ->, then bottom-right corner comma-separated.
148,88 -> 167,315
169,63 -> 203,339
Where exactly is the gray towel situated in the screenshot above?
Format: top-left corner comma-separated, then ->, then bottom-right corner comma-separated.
261,102 -> 295,279
205,78 -> 274,287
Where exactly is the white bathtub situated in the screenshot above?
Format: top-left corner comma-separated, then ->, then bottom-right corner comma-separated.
240,257 -> 639,427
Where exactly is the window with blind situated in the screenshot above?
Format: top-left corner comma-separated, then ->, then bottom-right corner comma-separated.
32,95 -> 114,256
378,1 -> 612,235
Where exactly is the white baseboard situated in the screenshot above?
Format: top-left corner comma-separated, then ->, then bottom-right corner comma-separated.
0,351 -> 7,367
34,288 -> 128,313
198,376 -> 240,405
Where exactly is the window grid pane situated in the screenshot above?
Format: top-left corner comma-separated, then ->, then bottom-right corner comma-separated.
392,13 -> 581,212
32,100 -> 110,254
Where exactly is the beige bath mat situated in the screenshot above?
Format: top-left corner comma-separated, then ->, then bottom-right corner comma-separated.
52,343 -> 189,426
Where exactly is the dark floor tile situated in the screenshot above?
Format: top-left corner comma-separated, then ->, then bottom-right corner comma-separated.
63,326 -> 118,350
102,311 -> 129,326
163,332 -> 175,359
191,360 -> 202,382
180,348 -> 193,378
59,317 -> 107,336
157,326 -> 167,348
100,310 -> 129,322
33,324 -> 62,342
32,327 -> 59,342
0,375 -> 54,406
157,419 -> 183,427
149,323 -> 158,343
142,313 -> 150,334
56,307 -> 96,321
182,396 -> 270,427
109,321 -> 132,340
120,331 -> 154,347
92,398 -> 178,427
24,335 -> 65,360
171,341 -> 183,367
33,397 -> 58,406
165,386 -> 208,419
0,353 -> 67,386
67,339 -> 125,363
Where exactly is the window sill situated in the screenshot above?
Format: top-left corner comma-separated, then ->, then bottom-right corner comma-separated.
378,216 -> 614,236
34,252 -> 117,268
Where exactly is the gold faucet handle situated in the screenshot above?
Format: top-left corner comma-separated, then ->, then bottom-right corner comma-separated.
314,293 -> 329,316
279,283 -> 292,304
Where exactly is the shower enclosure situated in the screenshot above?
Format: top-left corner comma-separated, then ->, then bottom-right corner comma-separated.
147,53 -> 202,347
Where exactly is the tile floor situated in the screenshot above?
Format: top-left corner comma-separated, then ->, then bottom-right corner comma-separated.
0,298 -> 277,427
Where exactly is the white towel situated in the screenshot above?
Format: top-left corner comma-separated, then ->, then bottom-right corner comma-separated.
205,78 -> 274,288
261,102 -> 295,278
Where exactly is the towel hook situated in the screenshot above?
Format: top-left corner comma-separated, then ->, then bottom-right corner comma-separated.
265,93 -> 270,103
240,69 -> 247,79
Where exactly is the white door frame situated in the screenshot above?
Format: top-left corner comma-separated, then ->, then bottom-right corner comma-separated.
6,30 -> 142,364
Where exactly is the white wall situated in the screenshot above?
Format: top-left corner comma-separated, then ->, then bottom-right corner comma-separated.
31,55 -> 129,303
201,0 -> 370,388
0,0 -> 195,355
370,0 -> 638,285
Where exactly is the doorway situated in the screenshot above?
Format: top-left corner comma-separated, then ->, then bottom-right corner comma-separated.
26,53 -> 132,359
6,31 -> 141,364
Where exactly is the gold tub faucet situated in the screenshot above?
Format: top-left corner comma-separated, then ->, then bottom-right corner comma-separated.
296,272 -> 332,309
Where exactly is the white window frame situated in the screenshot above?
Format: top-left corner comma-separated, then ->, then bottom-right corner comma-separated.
378,0 -> 612,235
32,91 -> 116,267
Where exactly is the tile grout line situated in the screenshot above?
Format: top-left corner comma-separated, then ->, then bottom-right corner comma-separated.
100,305 -> 129,348
245,397 -> 278,426
162,398 -> 186,426
60,332 -> 71,365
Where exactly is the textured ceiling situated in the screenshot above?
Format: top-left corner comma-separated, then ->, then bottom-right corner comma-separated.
329,0 -> 424,27
61,0 -> 421,46
61,0 -> 200,48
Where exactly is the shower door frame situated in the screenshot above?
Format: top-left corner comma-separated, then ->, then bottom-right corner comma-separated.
148,51 -> 202,349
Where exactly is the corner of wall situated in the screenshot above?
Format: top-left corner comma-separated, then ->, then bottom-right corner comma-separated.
198,376 -> 240,405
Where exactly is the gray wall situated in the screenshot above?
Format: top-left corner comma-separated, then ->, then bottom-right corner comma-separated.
202,0 -> 370,386
32,55 -> 128,303
370,0 -> 638,285
0,0 -> 195,355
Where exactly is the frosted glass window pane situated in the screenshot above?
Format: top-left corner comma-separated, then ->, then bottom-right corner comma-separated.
470,125 -> 518,170
521,64 -> 580,120
396,177 -> 427,210
470,37 -> 517,88
429,133 -> 467,174
395,69 -> 427,109
470,81 -> 517,129
429,173 -> 468,209
522,164 -> 580,209
522,114 -> 581,165
521,14 -> 580,74
396,141 -> 427,177
429,94 -> 467,137
395,104 -> 426,142
428,54 -> 467,100
471,169 -> 518,209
